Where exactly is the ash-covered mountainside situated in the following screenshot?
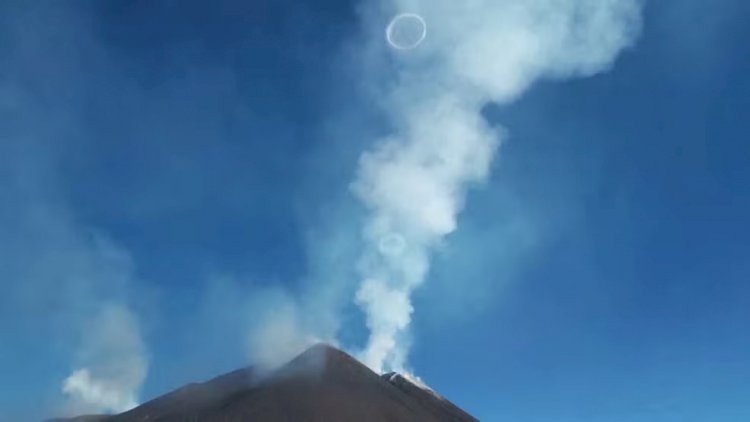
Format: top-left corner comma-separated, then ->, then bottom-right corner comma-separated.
53,344 -> 477,422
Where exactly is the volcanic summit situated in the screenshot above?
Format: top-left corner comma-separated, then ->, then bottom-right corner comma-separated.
53,344 -> 477,421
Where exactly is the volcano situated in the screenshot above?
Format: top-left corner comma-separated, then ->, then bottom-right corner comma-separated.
53,344 -> 477,421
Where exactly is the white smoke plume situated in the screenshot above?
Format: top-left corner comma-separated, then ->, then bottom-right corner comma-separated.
62,304 -> 147,414
352,0 -> 643,373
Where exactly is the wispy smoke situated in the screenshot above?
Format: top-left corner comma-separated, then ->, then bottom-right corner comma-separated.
62,304 -> 147,414
352,0 -> 643,373
0,140 -> 149,417
0,58 -> 148,420
245,288 -> 324,372
0,5 -> 151,416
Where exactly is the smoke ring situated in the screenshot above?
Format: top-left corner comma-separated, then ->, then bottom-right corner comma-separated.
378,233 -> 407,256
385,13 -> 427,50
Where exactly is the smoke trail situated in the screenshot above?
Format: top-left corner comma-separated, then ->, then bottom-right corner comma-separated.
0,4 -> 150,416
352,0 -> 643,373
62,304 -> 147,414
0,131 -> 149,417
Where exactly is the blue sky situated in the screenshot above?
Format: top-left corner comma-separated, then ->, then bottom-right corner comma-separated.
1,0 -> 749,420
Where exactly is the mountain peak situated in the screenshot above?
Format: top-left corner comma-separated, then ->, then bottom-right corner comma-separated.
56,344 -> 477,422
286,342 -> 350,368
